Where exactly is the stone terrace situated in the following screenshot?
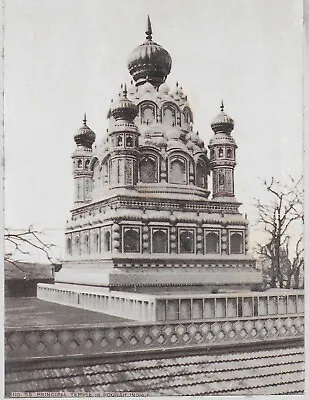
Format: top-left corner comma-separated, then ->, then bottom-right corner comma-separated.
5,297 -> 129,328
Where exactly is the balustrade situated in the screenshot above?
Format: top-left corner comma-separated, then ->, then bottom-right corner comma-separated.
6,314 -> 304,362
37,285 -> 304,324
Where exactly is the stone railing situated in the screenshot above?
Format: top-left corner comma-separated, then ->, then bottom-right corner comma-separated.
5,314 -> 304,362
156,290 -> 304,321
37,284 -> 157,321
38,284 -> 304,323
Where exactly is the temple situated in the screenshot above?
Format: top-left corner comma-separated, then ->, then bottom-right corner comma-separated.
38,17 -> 264,321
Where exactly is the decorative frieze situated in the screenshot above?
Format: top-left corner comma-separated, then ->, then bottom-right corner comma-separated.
6,310 -> 304,362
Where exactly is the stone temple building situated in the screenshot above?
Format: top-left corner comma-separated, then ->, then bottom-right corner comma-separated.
38,17 -> 273,321
8,18 -> 303,397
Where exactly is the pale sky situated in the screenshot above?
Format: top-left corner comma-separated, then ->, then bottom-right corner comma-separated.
4,0 -> 303,260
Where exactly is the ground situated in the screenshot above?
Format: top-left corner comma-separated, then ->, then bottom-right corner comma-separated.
5,297 -> 129,328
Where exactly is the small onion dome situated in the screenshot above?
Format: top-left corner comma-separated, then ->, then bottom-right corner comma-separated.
110,84 -> 138,121
74,114 -> 96,148
211,101 -> 234,134
128,16 -> 172,88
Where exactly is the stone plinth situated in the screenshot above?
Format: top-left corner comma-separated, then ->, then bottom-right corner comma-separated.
55,254 -> 262,291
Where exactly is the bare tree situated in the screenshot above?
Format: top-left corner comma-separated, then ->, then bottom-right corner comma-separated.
4,225 -> 62,280
256,176 -> 303,289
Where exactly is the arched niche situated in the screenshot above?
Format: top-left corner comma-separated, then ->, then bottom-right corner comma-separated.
205,231 -> 219,254
183,106 -> 193,126
94,232 -> 100,253
139,101 -> 157,124
161,102 -> 179,127
139,155 -> 158,183
179,229 -> 194,253
125,134 -> 134,147
101,159 -> 109,185
196,158 -> 207,188
84,234 -> 89,254
117,134 -> 124,147
77,159 -> 83,168
152,229 -> 168,253
227,147 -> 234,159
123,228 -> 140,253
104,230 -> 111,252
66,237 -> 72,255
169,156 -> 187,184
74,236 -> 80,255
230,232 -> 244,254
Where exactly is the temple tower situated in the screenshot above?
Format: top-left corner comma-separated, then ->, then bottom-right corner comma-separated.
208,102 -> 237,199
72,115 -> 96,203
108,85 -> 140,188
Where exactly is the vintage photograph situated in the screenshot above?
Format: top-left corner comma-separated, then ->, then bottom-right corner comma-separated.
4,0 -> 304,397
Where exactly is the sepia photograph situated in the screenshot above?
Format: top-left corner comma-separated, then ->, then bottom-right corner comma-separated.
3,0 -> 305,397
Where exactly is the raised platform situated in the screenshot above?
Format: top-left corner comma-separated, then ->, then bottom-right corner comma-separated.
55,254 -> 262,290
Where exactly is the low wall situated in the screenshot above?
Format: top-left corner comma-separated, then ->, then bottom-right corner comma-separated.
37,283 -> 157,321
37,284 -> 304,323
6,314 -> 304,362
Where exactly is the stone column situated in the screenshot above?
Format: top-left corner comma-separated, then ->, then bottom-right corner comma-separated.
142,223 -> 150,254
160,157 -> 167,183
221,228 -> 228,255
112,223 -> 121,253
170,220 -> 177,254
196,225 -> 203,255
244,229 -> 249,254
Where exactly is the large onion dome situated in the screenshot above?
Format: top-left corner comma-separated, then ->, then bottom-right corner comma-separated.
128,16 -> 172,88
211,101 -> 234,134
74,114 -> 96,148
110,84 -> 138,121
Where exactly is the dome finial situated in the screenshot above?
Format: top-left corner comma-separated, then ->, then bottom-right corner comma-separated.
220,100 -> 224,112
83,113 -> 87,125
123,83 -> 128,97
146,15 -> 152,40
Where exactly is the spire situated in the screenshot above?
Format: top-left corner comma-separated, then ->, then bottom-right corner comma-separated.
220,100 -> 224,112
123,83 -> 127,97
145,15 -> 152,40
83,113 -> 87,125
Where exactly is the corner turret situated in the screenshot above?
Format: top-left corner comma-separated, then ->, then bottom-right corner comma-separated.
208,102 -> 237,199
72,114 -> 96,204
